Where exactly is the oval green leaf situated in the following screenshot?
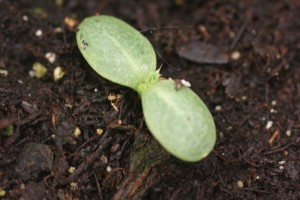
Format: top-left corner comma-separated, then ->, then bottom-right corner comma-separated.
76,15 -> 157,90
141,80 -> 216,162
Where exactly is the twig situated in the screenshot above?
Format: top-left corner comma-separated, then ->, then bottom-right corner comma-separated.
59,131 -> 112,186
93,172 -> 103,200
230,21 -> 248,49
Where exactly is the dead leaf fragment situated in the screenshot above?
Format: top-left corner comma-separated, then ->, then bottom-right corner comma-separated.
176,40 -> 229,64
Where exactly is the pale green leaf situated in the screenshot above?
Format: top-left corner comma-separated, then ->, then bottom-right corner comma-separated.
141,80 -> 216,162
76,15 -> 157,90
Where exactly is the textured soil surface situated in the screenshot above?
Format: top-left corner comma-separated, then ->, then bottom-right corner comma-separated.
1,0 -> 300,199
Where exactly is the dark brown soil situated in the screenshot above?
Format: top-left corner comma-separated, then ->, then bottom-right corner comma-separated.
1,0 -> 300,199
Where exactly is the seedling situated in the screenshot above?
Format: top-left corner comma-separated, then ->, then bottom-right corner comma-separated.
76,15 -> 216,162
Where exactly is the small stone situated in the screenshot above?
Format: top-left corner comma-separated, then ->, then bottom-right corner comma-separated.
270,108 -> 277,113
108,93 -> 117,101
70,182 -> 78,191
53,66 -> 65,81
271,100 -> 277,106
241,96 -> 247,101
266,121 -> 273,129
22,15 -> 29,22
32,62 -> 48,79
279,165 -> 284,170
100,155 -> 108,164
0,188 -> 6,197
74,127 -> 81,137
106,165 -> 112,173
231,51 -> 241,60
0,69 -> 8,76
215,105 -> 222,111
286,130 -> 292,137
181,79 -> 191,87
35,29 -> 43,37
68,167 -> 76,174
237,180 -> 244,188
45,52 -> 56,63
96,128 -> 103,135
278,160 -> 285,165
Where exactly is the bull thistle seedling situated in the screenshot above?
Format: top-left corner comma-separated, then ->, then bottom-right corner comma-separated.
76,15 -> 216,162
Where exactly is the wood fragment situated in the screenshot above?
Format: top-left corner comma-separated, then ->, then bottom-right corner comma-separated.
268,130 -> 280,145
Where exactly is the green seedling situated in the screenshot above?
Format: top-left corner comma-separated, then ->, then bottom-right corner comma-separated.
76,15 -> 216,162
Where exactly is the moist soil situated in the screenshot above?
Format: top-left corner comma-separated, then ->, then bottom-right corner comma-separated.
0,0 -> 300,199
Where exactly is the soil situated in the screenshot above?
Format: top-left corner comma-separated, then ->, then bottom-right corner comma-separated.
0,0 -> 300,199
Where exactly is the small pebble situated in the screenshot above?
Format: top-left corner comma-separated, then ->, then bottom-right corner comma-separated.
106,165 -> 112,173
35,29 -> 43,37
108,93 -> 117,101
100,155 -> 108,164
231,51 -> 241,60
241,96 -> 247,101
278,160 -> 285,165
266,121 -> 273,129
96,128 -> 103,135
45,52 -> 56,63
0,188 -> 6,197
22,15 -> 29,22
74,127 -> 81,137
271,100 -> 277,106
279,166 -> 284,170
29,70 -> 34,77
270,108 -> 277,113
53,66 -> 65,81
32,62 -> 48,78
18,79 -> 23,84
70,182 -> 78,190
181,79 -> 191,87
68,166 -> 76,174
0,69 -> 8,76
215,105 -> 222,111
286,130 -> 292,137
237,180 -> 244,188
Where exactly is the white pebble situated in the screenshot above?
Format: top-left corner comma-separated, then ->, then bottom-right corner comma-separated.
271,100 -> 277,106
29,70 -> 35,77
266,121 -> 273,129
18,79 -> 23,84
279,166 -> 284,170
237,180 -> 244,188
215,105 -> 222,111
231,51 -> 241,60
22,15 -> 29,22
106,165 -> 112,173
286,130 -> 292,137
0,69 -> 8,76
35,29 -> 43,37
181,79 -> 191,87
278,160 -> 285,165
270,108 -> 277,113
45,52 -> 56,63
